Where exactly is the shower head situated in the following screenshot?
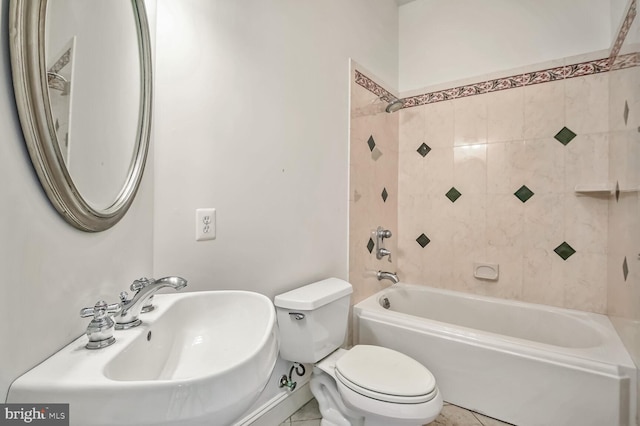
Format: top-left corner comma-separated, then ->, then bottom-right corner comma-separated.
385,98 -> 404,113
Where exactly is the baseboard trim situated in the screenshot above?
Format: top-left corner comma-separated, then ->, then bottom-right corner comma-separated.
234,382 -> 313,426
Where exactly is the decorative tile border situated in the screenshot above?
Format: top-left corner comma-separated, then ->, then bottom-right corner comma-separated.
357,54 -> 634,109
564,58 -> 611,78
609,0 -> 637,67
355,2 -> 638,109
47,47 -> 72,88
49,47 -> 72,75
400,56 -> 623,108
612,51 -> 640,70
354,70 -> 395,103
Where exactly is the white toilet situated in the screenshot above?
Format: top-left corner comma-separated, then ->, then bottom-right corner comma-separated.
274,278 -> 442,426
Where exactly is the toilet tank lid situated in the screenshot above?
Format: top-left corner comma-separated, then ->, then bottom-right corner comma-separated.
274,278 -> 352,310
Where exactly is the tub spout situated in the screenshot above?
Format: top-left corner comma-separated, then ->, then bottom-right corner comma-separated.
377,271 -> 399,284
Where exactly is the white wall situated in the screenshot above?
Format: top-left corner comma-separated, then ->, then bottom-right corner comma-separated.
611,0 -> 632,39
153,0 -> 399,297
0,0 -> 154,401
399,0 -> 613,91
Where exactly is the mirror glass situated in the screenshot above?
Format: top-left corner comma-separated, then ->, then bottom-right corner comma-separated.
9,0 -> 152,231
45,1 -> 141,210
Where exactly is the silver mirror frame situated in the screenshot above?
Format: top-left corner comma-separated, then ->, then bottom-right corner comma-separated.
8,0 -> 152,232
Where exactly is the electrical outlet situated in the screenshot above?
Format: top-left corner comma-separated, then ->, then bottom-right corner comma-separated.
195,208 -> 216,241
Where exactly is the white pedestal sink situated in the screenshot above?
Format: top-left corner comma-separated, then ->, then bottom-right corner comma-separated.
7,291 -> 279,426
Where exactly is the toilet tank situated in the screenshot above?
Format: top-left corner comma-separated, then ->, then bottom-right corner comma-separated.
274,278 -> 352,363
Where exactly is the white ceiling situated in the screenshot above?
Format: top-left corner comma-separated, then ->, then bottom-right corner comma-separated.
395,0 -> 418,5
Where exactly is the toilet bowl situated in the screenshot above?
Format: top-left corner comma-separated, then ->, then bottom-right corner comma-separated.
313,346 -> 442,426
274,278 -> 443,425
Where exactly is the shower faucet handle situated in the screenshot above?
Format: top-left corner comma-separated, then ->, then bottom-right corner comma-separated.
377,247 -> 392,262
377,228 -> 392,239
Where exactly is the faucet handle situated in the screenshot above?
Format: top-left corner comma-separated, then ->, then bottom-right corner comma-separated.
80,300 -> 121,350
80,300 -> 121,319
376,247 -> 392,262
130,277 -> 154,292
376,227 -> 392,240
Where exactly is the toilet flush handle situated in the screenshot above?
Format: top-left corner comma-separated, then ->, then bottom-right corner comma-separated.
288,312 -> 305,320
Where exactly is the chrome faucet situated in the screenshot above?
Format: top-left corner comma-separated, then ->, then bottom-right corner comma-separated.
377,271 -> 399,284
115,276 -> 188,329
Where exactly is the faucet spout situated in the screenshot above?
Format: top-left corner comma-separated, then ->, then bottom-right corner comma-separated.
115,276 -> 187,329
377,270 -> 399,284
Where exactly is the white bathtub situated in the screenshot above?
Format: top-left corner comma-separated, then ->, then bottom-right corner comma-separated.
353,283 -> 637,426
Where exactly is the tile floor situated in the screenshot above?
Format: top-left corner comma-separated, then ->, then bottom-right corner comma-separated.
280,398 -> 514,426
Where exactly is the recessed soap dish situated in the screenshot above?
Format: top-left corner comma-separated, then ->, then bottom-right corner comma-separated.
574,183 -> 615,196
474,262 -> 499,281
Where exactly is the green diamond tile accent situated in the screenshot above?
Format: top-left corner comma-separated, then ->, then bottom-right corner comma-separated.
554,241 -> 576,261
367,238 -> 375,254
367,135 -> 376,152
623,256 -> 629,281
416,233 -> 431,248
381,188 -> 388,202
624,101 -> 630,126
514,185 -> 534,203
445,187 -> 462,203
554,127 -> 577,145
417,143 -> 431,157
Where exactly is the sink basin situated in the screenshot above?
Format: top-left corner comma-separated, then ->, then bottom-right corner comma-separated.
7,291 -> 278,426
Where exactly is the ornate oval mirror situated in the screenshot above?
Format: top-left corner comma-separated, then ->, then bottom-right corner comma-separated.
9,0 -> 152,232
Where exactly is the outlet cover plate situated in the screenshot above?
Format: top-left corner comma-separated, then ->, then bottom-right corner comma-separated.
196,208 -> 216,241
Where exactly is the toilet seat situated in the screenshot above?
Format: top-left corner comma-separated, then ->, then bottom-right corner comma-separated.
335,345 -> 437,404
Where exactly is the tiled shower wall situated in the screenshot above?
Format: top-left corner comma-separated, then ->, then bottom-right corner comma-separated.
607,3 -> 640,379
350,5 -> 639,316
349,66 -> 398,305
350,62 -> 616,313
352,55 -> 639,317
396,66 -> 610,313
